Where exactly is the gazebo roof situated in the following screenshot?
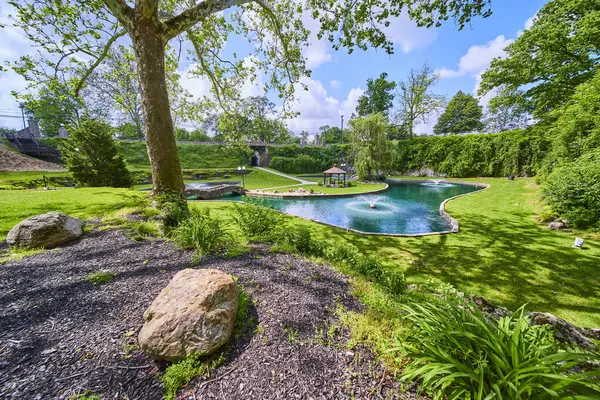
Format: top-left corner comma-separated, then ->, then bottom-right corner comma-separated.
323,165 -> 347,174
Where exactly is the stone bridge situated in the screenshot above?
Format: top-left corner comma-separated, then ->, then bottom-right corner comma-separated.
185,184 -> 246,200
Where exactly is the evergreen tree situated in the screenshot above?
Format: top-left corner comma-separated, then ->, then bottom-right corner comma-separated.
434,91 -> 484,135
61,119 -> 132,188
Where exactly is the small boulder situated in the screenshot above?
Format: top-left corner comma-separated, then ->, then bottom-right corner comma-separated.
528,312 -> 596,350
7,212 -> 84,249
138,269 -> 238,361
548,220 -> 567,230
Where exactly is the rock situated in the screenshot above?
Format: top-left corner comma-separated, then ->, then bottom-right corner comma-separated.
7,212 -> 84,249
528,312 -> 596,350
472,295 -> 510,319
548,220 -> 567,230
138,269 -> 238,361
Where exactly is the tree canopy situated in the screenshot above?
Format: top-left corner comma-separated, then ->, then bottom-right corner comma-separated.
5,0 -> 494,196
356,73 -> 397,117
434,91 -> 483,135
479,0 -> 600,118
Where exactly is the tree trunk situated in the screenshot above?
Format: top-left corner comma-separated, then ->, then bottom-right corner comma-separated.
131,17 -> 184,197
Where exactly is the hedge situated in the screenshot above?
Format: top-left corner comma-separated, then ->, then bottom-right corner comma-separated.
390,129 -> 551,177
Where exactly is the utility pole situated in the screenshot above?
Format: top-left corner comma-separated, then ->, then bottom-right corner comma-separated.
19,103 -> 26,129
340,114 -> 344,132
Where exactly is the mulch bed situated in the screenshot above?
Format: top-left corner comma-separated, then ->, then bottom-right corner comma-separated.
0,228 -> 416,399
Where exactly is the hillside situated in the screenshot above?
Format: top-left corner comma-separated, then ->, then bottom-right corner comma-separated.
0,142 -> 65,172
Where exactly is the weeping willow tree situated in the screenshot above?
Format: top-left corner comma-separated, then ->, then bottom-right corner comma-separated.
5,0 -> 493,201
349,113 -> 391,180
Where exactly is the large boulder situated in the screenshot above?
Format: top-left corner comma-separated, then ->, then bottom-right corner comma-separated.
7,212 -> 84,249
138,269 -> 238,361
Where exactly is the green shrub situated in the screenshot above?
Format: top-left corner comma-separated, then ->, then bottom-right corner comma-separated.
325,244 -> 360,265
171,210 -> 232,258
542,151 -> 600,229
60,119 -> 132,187
275,226 -> 325,256
317,181 -> 323,186
232,197 -> 282,240
395,301 -> 600,399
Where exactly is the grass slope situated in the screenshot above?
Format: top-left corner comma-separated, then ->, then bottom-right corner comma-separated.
118,142 -> 250,170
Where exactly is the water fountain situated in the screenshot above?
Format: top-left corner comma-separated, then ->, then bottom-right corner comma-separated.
421,179 -> 454,188
359,195 -> 383,209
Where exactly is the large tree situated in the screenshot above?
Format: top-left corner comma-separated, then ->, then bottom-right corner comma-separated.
479,0 -> 600,118
434,91 -> 484,135
394,63 -> 445,138
356,72 -> 397,117
6,0 -> 492,199
349,113 -> 391,180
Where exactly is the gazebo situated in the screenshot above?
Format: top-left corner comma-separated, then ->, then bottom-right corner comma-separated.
323,164 -> 347,187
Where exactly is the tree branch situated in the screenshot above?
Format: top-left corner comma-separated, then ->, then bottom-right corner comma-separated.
103,0 -> 135,32
75,30 -> 127,97
162,0 -> 251,41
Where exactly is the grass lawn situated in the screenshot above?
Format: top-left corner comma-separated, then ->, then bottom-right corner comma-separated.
194,177 -> 600,328
0,188 -> 144,240
257,182 -> 388,194
0,171 -> 70,183
1,175 -> 598,327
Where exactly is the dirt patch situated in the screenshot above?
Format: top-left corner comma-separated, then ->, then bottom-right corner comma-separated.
0,145 -> 65,172
0,229 -> 413,399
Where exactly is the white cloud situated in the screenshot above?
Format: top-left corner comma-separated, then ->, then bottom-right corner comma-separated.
301,12 -> 333,69
285,77 -> 363,132
383,13 -> 437,53
329,80 -> 341,89
438,35 -> 514,79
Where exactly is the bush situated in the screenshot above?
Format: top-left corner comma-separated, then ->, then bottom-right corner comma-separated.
170,210 -> 232,258
270,155 -> 323,174
395,300 -> 600,399
232,197 -> 283,240
542,151 -> 600,229
276,226 -> 325,256
60,119 -> 133,187
317,181 -> 323,187
325,244 -> 360,265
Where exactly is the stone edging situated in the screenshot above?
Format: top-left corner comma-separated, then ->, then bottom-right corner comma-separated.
245,183 -> 390,199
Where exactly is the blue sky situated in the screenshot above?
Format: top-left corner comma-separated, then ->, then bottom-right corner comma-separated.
0,0 -> 548,134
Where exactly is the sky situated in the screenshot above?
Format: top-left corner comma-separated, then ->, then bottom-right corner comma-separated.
0,0 -> 548,135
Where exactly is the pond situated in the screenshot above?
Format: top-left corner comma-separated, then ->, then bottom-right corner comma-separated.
265,180 -> 483,235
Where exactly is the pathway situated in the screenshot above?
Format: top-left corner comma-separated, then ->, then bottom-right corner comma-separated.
255,166 -> 316,185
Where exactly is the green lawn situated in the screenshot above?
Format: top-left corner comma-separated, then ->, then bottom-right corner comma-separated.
0,171 -> 70,183
1,176 -> 598,327
0,188 -> 144,240
256,182 -> 388,194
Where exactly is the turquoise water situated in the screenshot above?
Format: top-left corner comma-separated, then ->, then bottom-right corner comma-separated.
265,181 -> 482,235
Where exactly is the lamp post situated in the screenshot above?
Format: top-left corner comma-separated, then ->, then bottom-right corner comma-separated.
237,166 -> 246,189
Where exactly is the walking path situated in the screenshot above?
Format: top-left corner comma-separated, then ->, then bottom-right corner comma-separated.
255,166 -> 316,185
